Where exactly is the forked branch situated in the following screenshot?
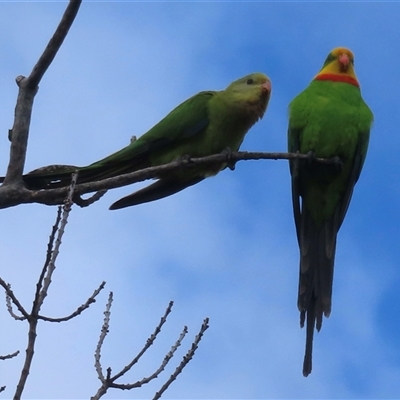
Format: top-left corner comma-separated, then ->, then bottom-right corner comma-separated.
91,300 -> 209,400
0,176 -> 105,400
153,317 -> 210,400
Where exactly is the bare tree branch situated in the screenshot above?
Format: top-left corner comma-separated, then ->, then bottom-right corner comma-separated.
73,190 -> 108,207
111,300 -> 174,382
0,350 -> 20,361
28,0 -> 82,89
0,349 -> 18,398
13,174 -> 76,400
36,173 -> 76,308
94,292 -> 114,391
0,150 -> 341,209
38,281 -> 106,323
1,0 -> 81,190
110,325 -> 188,390
1,352 -> 19,393
5,181 -> 105,399
153,317 -> 210,400
0,279 -> 29,320
5,287 -> 26,321
33,205 -> 63,307
91,301 -> 176,399
91,300 -> 209,400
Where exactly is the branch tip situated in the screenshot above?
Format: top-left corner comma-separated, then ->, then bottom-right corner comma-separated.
0,350 -> 20,360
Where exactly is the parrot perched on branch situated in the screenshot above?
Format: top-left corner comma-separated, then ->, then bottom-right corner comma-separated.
4,72 -> 271,209
288,47 -> 373,376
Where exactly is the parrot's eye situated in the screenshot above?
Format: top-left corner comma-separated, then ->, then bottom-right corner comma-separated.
246,78 -> 254,85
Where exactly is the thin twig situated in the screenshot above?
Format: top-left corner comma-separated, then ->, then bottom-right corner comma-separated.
91,301 -> 175,400
73,190 -> 108,207
110,325 -> 188,390
0,350 -> 20,361
94,291 -> 114,385
36,173 -> 76,308
0,279 -> 29,319
33,206 -> 62,310
38,281 -> 106,322
0,351 -> 20,395
153,318 -> 210,400
111,300 -> 174,382
5,289 -> 26,321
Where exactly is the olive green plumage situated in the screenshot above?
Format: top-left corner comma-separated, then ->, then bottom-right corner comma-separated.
288,48 -> 373,376
10,73 -> 271,209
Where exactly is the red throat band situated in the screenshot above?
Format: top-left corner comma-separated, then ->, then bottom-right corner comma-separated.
315,73 -> 359,87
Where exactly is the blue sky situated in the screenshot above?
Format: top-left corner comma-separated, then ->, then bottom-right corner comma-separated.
0,1 -> 399,399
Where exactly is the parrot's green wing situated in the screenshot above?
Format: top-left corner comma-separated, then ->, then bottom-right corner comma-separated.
108,72 -> 272,208
80,91 -> 214,177
288,126 -> 302,244
289,124 -> 370,244
21,91 -> 214,189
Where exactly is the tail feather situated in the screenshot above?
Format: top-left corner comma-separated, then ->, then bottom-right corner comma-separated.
301,296 -> 316,377
74,156 -> 148,185
0,156 -> 148,190
0,165 -> 104,189
298,207 -> 338,376
109,176 -> 204,209
22,165 -> 79,189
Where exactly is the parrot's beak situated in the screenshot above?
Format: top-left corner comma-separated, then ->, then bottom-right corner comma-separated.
338,53 -> 350,72
262,80 -> 272,94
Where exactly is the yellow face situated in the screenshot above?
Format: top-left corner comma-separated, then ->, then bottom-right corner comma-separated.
331,47 -> 355,61
317,47 -> 357,80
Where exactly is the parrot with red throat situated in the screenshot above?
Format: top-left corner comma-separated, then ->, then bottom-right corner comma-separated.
288,47 -> 373,376
2,73 -> 271,209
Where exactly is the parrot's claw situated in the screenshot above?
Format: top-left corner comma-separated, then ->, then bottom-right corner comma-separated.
221,147 -> 236,171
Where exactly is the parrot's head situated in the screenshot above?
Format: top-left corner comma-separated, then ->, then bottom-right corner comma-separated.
314,47 -> 359,86
226,72 -> 272,121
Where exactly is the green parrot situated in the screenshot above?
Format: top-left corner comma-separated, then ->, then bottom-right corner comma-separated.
6,73 -> 271,209
288,47 -> 373,376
